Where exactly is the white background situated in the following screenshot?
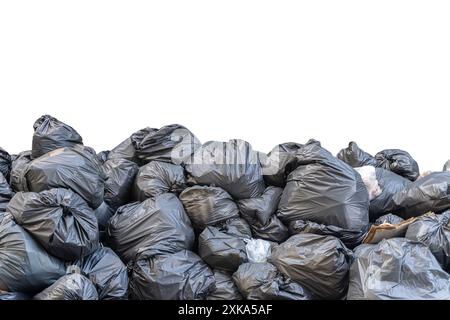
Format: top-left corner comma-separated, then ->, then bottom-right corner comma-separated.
1,1 -> 448,171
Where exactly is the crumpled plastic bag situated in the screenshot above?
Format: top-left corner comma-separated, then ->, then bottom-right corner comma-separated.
207,270 -> 242,300
245,239 -> 272,263
9,150 -> 32,192
337,142 -> 377,168
0,147 -> 11,181
33,272 -> 98,300
103,158 -> 138,210
375,149 -> 420,181
107,127 -> 154,164
355,166 -> 382,201
0,173 -> 14,211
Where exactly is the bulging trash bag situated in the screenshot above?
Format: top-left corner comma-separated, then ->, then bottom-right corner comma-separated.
185,139 -> 265,200
277,140 -> 369,231
354,166 -> 382,201
33,271 -> 98,300
0,147 -> 11,181
107,193 -> 195,262
31,115 -> 83,159
375,149 -> 420,181
75,247 -> 129,300
288,220 -> 368,249
0,212 -> 66,293
20,145 -> 105,209
207,270 -> 242,300
129,250 -> 215,300
103,158 -> 138,210
405,211 -> 450,272
198,225 -> 250,272
392,172 -> 450,218
369,168 -> 411,221
444,160 -> 450,171
245,239 -> 272,263
348,238 -> 450,300
261,142 -> 303,188
107,127 -> 154,164
237,186 -> 282,226
9,150 -> 32,192
237,186 -> 288,243
134,124 -> 201,165
0,291 -> 30,300
232,262 -> 312,300
133,161 -> 186,201
7,188 -> 99,261
179,186 -> 239,232
269,233 -> 353,300
0,173 -> 14,211
374,213 -> 404,225
337,142 -> 377,168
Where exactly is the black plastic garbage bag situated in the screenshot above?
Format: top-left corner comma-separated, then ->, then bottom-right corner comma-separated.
392,172 -> 450,218
134,124 -> 201,165
337,142 -> 377,168
0,147 -> 11,181
405,211 -> 450,271
31,115 -> 83,159
369,168 -> 411,221
277,140 -> 369,231
232,262 -> 311,300
261,142 -> 303,188
7,188 -> 99,261
217,217 -> 253,238
179,186 -> 239,232
33,272 -> 98,300
97,150 -> 110,164
94,202 -> 116,231
375,149 -> 420,181
0,291 -> 30,300
129,250 -> 215,300
0,173 -> 14,211
75,247 -> 129,300
103,158 -> 138,210
0,212 -> 66,293
444,160 -> 450,172
288,220 -> 368,249
185,139 -> 265,200
237,186 -> 288,243
348,238 -> 450,300
107,193 -> 195,262
198,224 -> 249,272
107,127 -> 153,164
9,150 -> 32,192
20,145 -> 105,209
133,161 -> 186,201
269,233 -> 353,300
237,186 -> 282,226
207,270 -> 242,300
374,213 -> 404,225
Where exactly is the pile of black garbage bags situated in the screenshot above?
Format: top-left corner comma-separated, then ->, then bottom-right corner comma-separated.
1,115 -> 450,300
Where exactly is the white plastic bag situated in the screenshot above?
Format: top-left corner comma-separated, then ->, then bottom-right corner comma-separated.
355,166 -> 382,201
245,239 -> 272,263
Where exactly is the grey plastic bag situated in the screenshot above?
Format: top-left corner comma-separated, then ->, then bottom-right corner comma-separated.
207,270 -> 242,300
369,168 -> 411,221
185,139 -> 265,200
9,150 -> 32,192
134,124 -> 201,165
405,211 -> 450,272
0,173 -> 14,211
179,186 -> 239,232
0,147 -> 11,181
348,238 -> 450,300
232,262 -> 311,300
277,140 -> 369,231
103,158 -> 138,210
107,127 -> 154,164
129,250 -> 215,300
269,233 -> 353,300
261,142 -> 303,188
392,172 -> 450,218
21,145 -> 105,209
7,188 -> 99,261
0,212 -> 66,293
33,272 -> 98,300
374,213 -> 404,225
75,247 -> 129,300
31,115 -> 83,159
375,149 -> 420,181
133,161 -> 186,201
107,193 -> 195,262
337,142 -> 377,168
